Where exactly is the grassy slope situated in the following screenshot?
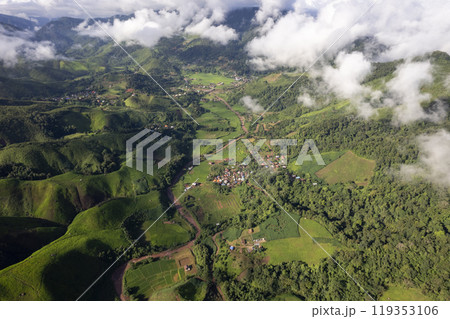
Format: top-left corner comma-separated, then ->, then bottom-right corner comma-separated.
0,191 -> 173,300
0,166 -> 157,224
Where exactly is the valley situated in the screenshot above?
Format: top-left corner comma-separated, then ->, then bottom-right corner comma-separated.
0,5 -> 449,303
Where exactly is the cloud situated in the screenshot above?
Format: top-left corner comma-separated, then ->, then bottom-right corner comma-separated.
0,0 -> 259,18
386,61 -> 446,125
185,18 -> 238,45
254,0 -> 295,23
322,51 -> 371,99
399,130 -> 450,187
247,0 -> 450,69
0,26 -> 56,66
75,1 -> 243,47
76,9 -> 186,47
297,93 -> 315,107
303,57 -> 447,123
241,95 -> 263,113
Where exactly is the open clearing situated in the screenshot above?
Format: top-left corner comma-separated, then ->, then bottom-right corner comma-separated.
380,286 -> 431,301
263,218 -> 341,266
196,101 -> 243,141
315,151 -> 375,186
141,217 -> 192,248
187,72 -> 234,85
288,150 -> 345,175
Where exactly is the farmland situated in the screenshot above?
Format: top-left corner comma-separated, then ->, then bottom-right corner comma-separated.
315,151 -> 376,186
141,217 -> 192,248
123,259 -> 185,300
182,183 -> 242,225
263,218 -> 341,266
186,72 -> 235,86
380,286 -> 432,301
196,101 -> 243,141
253,212 -> 301,241
288,150 -> 345,176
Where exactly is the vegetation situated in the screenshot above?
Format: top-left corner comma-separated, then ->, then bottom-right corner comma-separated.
0,11 -> 448,302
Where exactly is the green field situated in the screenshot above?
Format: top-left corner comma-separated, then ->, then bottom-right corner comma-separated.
183,183 -> 241,225
288,150 -> 345,175
254,212 -> 301,241
124,258 -> 185,300
142,218 -> 192,248
196,101 -> 243,140
271,294 -> 302,301
0,217 -> 66,270
177,278 -> 208,301
187,72 -> 234,85
149,277 -> 207,301
263,218 -> 341,266
380,286 -> 432,301
315,151 -> 376,186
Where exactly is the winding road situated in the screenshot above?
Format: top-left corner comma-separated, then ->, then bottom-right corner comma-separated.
112,95 -> 242,301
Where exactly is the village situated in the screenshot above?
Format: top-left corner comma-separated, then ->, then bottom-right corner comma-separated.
211,166 -> 249,187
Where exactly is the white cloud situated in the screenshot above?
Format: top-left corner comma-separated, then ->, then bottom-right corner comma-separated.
254,0 -> 294,23
322,51 -> 371,99
247,0 -> 450,69
241,95 -> 263,113
76,9 -> 186,47
297,93 -> 315,107
185,18 -> 238,45
399,130 -> 450,187
386,61 -> 446,125
0,26 -> 56,66
75,1 -> 244,47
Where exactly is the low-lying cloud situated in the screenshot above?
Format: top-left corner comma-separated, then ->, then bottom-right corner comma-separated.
241,95 -> 263,113
386,61 -> 446,125
185,18 -> 238,45
301,57 -> 448,124
322,52 -> 371,100
399,130 -> 450,188
0,26 -> 57,67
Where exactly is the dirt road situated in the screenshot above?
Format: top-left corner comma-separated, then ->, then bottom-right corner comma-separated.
215,95 -> 248,134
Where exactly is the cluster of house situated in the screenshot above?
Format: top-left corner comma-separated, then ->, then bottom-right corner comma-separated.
48,90 -> 98,102
260,154 -> 288,170
212,167 -> 249,187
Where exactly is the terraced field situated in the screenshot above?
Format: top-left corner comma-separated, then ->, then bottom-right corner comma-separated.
124,259 -> 185,299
